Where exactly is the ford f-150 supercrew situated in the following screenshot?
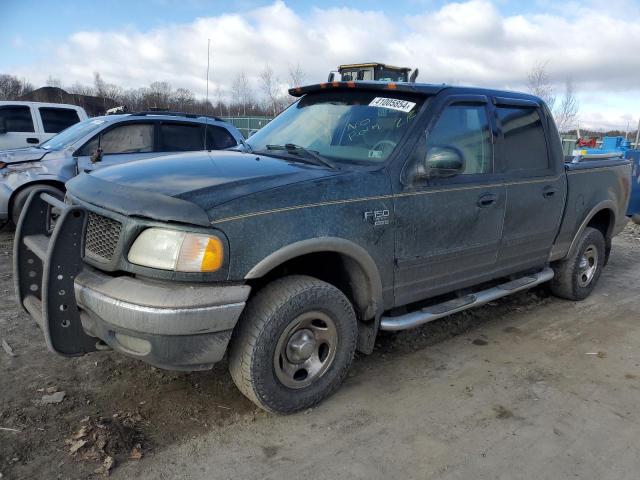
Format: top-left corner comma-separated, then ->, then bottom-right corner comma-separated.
15,81 -> 632,413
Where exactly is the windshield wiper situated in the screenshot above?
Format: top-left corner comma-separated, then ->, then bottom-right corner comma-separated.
265,144 -> 337,170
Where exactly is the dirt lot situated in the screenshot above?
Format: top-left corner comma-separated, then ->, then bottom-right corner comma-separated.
1,223 -> 639,479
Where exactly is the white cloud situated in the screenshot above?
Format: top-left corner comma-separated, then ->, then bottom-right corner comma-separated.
8,0 -> 640,129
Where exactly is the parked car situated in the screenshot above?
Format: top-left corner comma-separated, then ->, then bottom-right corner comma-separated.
628,150 -> 640,223
0,101 -> 88,150
15,82 -> 631,413
0,111 -> 243,224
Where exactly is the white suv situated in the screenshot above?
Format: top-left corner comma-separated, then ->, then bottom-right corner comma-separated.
0,101 -> 88,150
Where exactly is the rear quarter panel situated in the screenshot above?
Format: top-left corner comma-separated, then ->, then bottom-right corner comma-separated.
550,160 -> 632,261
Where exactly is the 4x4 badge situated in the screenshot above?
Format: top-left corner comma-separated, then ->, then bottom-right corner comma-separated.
364,209 -> 390,226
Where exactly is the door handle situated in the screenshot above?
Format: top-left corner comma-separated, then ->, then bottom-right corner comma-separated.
478,193 -> 498,208
26,137 -> 40,144
543,186 -> 558,198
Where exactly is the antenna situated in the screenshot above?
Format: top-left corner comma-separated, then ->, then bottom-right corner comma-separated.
204,38 -> 211,150
625,120 -> 630,140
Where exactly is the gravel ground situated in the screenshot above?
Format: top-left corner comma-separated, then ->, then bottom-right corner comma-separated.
1,222 -> 639,479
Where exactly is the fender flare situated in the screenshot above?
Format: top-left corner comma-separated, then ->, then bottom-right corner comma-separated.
245,237 -> 384,321
565,200 -> 617,259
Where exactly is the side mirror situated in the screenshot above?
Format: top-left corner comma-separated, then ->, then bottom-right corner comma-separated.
90,148 -> 103,163
0,118 -> 6,134
417,146 -> 465,179
327,72 -> 335,82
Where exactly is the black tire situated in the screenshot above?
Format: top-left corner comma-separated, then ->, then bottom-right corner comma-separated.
228,275 -> 357,414
11,184 -> 64,226
550,227 -> 605,300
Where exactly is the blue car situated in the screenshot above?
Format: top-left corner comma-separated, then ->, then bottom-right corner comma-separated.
0,111 -> 244,224
627,150 -> 640,223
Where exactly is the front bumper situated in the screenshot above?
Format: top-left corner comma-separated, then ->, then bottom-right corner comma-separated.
14,189 -> 250,371
75,268 -> 250,370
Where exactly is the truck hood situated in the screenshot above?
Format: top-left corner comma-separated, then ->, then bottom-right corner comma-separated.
0,147 -> 49,164
87,150 -> 339,213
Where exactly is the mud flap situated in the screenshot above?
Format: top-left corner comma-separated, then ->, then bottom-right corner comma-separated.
14,190 -> 98,356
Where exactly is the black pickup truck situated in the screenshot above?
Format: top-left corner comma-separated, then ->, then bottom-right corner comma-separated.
15,82 -> 632,413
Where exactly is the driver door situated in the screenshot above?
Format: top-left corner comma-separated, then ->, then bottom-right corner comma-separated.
75,122 -> 158,173
393,96 -> 506,306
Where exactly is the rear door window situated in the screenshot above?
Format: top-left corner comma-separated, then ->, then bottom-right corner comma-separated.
206,125 -> 237,149
39,107 -> 81,133
159,123 -> 205,152
497,107 -> 549,171
0,106 -> 34,132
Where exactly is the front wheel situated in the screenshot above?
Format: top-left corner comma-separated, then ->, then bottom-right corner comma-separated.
228,275 -> 357,414
550,227 -> 605,300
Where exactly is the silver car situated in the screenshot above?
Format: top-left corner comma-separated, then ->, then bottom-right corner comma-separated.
0,112 -> 244,224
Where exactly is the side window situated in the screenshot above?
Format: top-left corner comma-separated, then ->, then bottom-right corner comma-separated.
206,126 -> 238,150
39,108 -> 80,133
426,104 -> 493,174
159,123 -> 204,152
0,106 -> 34,133
95,123 -> 154,154
79,136 -> 99,156
497,107 -> 549,171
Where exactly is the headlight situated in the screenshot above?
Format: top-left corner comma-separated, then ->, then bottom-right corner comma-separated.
128,228 -> 223,272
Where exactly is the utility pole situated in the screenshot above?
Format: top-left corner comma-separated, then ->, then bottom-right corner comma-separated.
635,118 -> 640,149
204,38 -> 211,149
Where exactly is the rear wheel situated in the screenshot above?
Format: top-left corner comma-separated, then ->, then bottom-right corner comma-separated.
228,275 -> 357,414
550,227 -> 605,300
11,184 -> 64,226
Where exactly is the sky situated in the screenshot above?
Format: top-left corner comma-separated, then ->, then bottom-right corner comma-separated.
1,0 -> 640,130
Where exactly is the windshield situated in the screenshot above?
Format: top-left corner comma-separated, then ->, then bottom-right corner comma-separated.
247,91 -> 425,164
39,118 -> 107,151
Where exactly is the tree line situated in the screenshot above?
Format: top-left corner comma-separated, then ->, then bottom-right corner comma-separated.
0,63 -> 307,118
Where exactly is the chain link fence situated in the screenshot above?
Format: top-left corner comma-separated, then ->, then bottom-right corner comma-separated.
221,116 -> 273,138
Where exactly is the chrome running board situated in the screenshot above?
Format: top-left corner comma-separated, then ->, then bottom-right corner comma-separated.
380,267 -> 554,331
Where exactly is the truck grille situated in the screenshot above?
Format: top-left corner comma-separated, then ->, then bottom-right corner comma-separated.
84,213 -> 122,262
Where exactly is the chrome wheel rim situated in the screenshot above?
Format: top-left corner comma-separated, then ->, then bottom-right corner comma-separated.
578,245 -> 598,287
274,311 -> 338,389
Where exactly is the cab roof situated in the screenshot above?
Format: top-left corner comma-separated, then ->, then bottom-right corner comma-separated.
288,81 -> 544,105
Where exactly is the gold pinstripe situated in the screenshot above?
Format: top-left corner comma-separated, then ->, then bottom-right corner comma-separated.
210,175 -> 566,224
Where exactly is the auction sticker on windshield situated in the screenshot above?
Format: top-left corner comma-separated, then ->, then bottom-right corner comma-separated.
369,97 -> 416,113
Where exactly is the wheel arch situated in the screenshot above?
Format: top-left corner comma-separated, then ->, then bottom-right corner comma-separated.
566,201 -> 617,259
244,238 -> 384,353
9,179 -> 66,216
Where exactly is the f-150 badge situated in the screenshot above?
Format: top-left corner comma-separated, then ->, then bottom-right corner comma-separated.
364,209 -> 390,226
